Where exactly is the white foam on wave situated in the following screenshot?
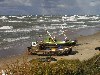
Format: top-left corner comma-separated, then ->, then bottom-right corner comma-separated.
77,16 -> 89,20
62,15 -> 77,22
7,20 -> 23,23
34,26 -> 57,30
0,16 -> 8,19
9,16 -> 16,17
68,21 -> 85,24
67,25 -> 76,28
62,16 -> 68,19
5,20 -> 32,23
67,16 -> 77,21
37,19 -> 44,22
91,16 -> 99,20
34,25 -> 76,30
3,36 -> 30,42
88,21 -> 100,23
51,19 -> 60,22
4,28 -> 33,32
0,26 -> 13,29
16,16 -> 26,19
51,23 -> 67,26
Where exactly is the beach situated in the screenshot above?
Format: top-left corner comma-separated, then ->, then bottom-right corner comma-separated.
54,31 -> 100,60
0,31 -> 100,69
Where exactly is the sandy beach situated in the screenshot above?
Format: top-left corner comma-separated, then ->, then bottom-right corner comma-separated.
54,31 -> 100,60
0,31 -> 100,69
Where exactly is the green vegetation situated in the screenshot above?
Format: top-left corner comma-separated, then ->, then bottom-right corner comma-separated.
1,54 -> 100,75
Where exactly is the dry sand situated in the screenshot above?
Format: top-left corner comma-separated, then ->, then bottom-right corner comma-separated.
54,32 -> 100,61
0,31 -> 100,69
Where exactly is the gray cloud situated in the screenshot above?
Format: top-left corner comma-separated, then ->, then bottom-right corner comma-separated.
0,0 -> 100,15
0,0 -> 32,6
40,0 -> 79,15
76,0 -> 100,14
0,0 -> 4,2
76,0 -> 100,7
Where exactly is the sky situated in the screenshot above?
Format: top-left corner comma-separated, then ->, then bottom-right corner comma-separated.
0,0 -> 100,15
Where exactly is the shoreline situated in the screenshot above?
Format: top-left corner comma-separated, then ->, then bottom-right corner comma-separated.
0,31 -> 100,68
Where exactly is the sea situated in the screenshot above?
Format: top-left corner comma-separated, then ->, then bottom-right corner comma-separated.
0,15 -> 100,58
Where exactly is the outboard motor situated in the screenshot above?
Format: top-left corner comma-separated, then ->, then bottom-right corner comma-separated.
32,42 -> 37,46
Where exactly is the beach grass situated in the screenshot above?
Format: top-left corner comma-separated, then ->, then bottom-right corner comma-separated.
0,53 -> 100,75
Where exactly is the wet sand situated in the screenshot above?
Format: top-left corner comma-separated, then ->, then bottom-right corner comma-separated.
0,31 -> 100,68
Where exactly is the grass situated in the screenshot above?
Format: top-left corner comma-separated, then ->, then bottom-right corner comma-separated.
0,54 -> 100,75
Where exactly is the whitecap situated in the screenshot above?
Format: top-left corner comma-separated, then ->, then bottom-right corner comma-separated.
4,28 -> 33,33
16,16 -> 26,19
67,25 -> 76,28
51,19 -> 60,22
88,21 -> 100,23
0,26 -> 13,29
77,16 -> 89,20
62,16 -> 68,19
7,20 -> 23,23
67,16 -> 77,21
8,16 -> 16,17
0,16 -> 8,19
51,23 -> 67,26
69,21 -> 85,24
3,36 -> 30,42
91,16 -> 99,20
37,19 -> 44,22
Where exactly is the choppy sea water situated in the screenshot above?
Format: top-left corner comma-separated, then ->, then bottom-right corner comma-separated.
0,15 -> 100,58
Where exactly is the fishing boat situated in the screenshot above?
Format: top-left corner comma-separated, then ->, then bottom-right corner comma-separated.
27,25 -> 77,56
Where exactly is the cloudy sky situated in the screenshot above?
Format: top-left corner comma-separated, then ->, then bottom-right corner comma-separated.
0,0 -> 100,15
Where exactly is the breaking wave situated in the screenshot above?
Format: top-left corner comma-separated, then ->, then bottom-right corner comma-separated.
0,26 -> 13,30
3,36 -> 30,42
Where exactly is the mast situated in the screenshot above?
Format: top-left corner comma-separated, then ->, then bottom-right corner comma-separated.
44,25 -> 57,45
61,25 -> 67,40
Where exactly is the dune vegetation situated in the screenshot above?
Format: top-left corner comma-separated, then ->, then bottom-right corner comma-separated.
1,54 -> 100,75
